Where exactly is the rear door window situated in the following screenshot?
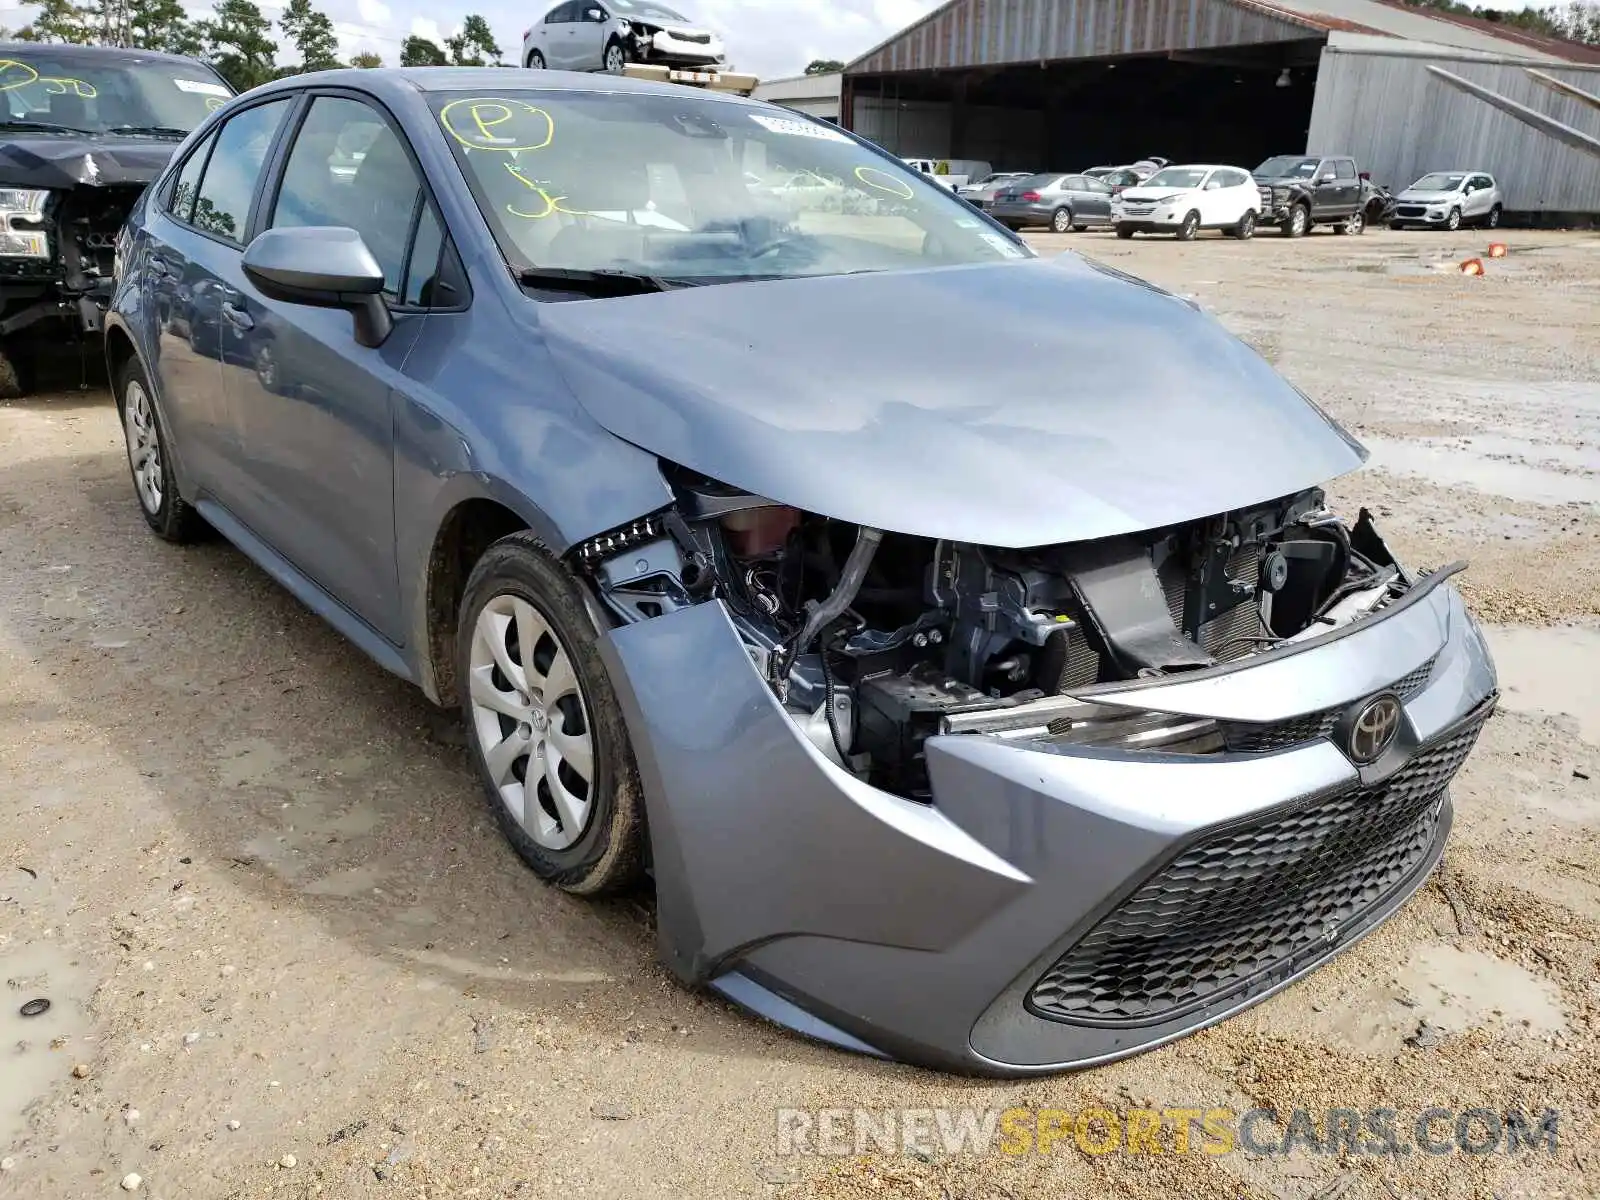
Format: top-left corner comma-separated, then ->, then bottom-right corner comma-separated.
186,98 -> 293,243
167,130 -> 216,223
1334,159 -> 1356,180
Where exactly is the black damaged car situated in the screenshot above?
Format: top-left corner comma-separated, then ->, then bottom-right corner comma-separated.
0,42 -> 232,395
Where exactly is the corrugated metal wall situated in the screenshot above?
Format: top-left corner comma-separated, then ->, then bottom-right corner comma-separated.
851,97 -> 1046,166
848,0 -> 1319,75
1309,46 -> 1600,212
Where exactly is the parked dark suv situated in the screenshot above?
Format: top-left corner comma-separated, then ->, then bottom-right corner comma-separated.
1252,154 -> 1367,237
0,42 -> 232,394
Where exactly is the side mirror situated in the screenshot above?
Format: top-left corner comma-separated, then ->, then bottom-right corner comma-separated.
242,226 -> 392,349
586,7 -> 604,19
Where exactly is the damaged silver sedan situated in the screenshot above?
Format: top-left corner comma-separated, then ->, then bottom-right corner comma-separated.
108,69 -> 1498,1076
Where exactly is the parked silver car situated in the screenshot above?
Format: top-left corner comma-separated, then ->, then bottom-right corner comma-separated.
1390,171 -> 1502,231
521,0 -> 725,73
956,171 -> 1032,209
989,172 -> 1116,232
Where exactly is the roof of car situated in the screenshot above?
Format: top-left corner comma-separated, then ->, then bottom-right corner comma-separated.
0,40 -> 211,66
260,65 -> 756,103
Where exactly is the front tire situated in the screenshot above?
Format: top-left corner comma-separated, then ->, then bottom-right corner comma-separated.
1071,223 -> 1087,233
1231,209 -> 1256,240
457,533 -> 644,896
1282,203 -> 1308,237
603,40 -> 626,72
1446,206 -> 1461,231
526,49 -> 545,68
1486,204 -> 1502,229
1050,206 -> 1073,234
117,357 -> 203,543
1176,210 -> 1200,241
1115,226 -> 1135,239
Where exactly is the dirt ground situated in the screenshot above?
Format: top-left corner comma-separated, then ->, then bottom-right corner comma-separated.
1,227 -> 1597,1200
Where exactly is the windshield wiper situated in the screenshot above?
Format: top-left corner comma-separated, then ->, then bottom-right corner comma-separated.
516,267 -> 683,296
0,119 -> 99,136
109,125 -> 192,138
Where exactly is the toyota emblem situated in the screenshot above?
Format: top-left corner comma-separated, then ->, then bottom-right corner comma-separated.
1347,693 -> 1402,763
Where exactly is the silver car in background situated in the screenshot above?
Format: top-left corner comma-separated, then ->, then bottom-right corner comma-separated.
989,172 -> 1116,232
1389,171 -> 1502,231
521,0 -> 726,72
957,171 -> 1032,209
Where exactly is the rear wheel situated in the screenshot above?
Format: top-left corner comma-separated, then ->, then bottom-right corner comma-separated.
458,533 -> 644,895
1050,206 -> 1073,234
1337,209 -> 1364,235
526,49 -> 545,68
1176,210 -> 1200,241
118,357 -> 204,543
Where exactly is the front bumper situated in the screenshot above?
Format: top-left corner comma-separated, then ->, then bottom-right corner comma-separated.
1392,203 -> 1453,224
601,573 -> 1497,1075
638,29 -> 724,66
1113,205 -> 1185,229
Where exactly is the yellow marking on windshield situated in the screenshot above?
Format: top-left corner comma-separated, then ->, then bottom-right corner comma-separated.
440,97 -> 553,152
204,96 -> 225,111
41,77 -> 97,97
0,60 -> 41,91
853,166 -> 914,200
503,162 -> 586,219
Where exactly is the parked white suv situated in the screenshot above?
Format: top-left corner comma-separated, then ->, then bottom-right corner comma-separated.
1113,164 -> 1262,241
522,0 -> 726,73
1390,171 -> 1502,231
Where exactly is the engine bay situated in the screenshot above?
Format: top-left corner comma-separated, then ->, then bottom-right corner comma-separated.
581,464 -> 1416,800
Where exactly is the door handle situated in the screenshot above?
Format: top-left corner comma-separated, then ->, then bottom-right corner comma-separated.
220,300 -> 254,331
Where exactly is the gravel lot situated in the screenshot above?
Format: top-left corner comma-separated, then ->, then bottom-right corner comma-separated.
1,227 -> 1597,1200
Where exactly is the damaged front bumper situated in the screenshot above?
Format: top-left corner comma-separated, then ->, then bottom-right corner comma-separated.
599,567 -> 1497,1075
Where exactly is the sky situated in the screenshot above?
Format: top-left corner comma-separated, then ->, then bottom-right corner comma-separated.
0,0 -> 944,79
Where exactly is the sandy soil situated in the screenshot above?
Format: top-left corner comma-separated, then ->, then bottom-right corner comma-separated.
1,228 -> 1597,1200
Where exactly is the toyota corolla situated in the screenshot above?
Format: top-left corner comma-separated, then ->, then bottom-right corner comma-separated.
105,68 -> 1497,1076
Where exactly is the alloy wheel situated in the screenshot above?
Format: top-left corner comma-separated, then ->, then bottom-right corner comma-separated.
1178,211 -> 1199,241
1346,210 -> 1365,235
1487,206 -> 1501,229
1446,207 -> 1461,231
604,44 -> 624,72
1288,205 -> 1307,237
124,380 -> 164,515
1051,207 -> 1072,233
469,593 -> 595,851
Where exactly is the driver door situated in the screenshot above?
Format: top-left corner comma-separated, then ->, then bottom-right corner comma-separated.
219,93 -> 435,642
573,5 -> 610,71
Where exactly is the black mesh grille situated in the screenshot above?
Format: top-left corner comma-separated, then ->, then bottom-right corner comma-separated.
1027,707 -> 1488,1026
1219,654 -> 1437,753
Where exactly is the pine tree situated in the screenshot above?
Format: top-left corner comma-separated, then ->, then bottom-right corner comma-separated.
16,0 -> 97,44
280,0 -> 340,72
447,14 -> 501,66
127,0 -> 204,56
202,0 -> 279,92
399,35 -> 448,66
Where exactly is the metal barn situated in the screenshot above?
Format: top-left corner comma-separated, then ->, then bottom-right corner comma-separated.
840,0 -> 1600,218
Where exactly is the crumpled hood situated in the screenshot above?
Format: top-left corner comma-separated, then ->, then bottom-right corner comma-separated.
539,254 -> 1367,547
0,134 -> 180,189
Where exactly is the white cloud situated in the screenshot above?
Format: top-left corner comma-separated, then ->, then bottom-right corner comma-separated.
355,0 -> 391,22
408,14 -> 444,43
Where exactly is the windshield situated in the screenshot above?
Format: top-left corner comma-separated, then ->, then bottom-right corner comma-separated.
609,0 -> 690,20
1255,156 -> 1318,179
0,50 -> 231,136
1144,167 -> 1207,190
432,90 -> 1034,282
1410,172 -> 1465,192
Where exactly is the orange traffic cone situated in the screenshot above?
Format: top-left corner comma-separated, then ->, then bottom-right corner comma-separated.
1487,242 -> 1507,258
1459,258 -> 1485,276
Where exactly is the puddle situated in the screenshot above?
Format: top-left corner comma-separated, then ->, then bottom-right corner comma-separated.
1483,624 -> 1600,745
0,943 -> 95,1148
1363,435 -> 1600,506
